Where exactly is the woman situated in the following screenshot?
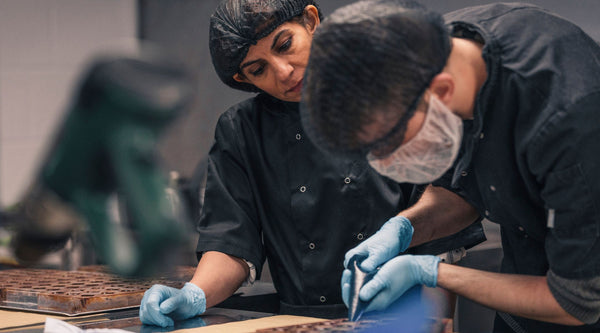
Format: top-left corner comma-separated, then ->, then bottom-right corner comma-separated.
139,0 -> 485,327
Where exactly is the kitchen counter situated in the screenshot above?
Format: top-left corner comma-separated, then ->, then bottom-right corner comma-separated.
0,307 -> 331,333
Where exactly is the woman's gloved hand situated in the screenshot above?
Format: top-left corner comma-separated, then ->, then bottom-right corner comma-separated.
139,282 -> 206,327
358,255 -> 440,313
343,216 -> 414,272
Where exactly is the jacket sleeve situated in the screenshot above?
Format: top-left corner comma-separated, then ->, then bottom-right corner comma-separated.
531,92 -> 600,280
196,108 -> 265,276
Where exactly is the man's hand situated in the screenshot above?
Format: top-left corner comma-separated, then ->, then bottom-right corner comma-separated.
139,283 -> 206,327
344,216 -> 414,272
358,255 -> 440,313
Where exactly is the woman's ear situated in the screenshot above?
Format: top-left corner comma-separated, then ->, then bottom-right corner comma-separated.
429,72 -> 454,105
233,72 -> 249,84
304,5 -> 320,33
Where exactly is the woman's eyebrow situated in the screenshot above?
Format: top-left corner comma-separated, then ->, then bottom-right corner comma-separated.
240,59 -> 260,70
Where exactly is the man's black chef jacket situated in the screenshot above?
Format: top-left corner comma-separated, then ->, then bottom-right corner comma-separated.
197,93 -> 485,316
436,3 -> 600,332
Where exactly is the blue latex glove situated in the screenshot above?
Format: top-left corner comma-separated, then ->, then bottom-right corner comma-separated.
344,216 -> 414,272
353,255 -> 440,313
341,269 -> 351,307
139,282 -> 206,327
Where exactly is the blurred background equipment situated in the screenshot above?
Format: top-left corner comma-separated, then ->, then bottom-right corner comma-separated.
4,53 -> 195,277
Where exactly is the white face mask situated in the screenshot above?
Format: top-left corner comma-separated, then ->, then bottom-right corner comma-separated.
367,95 -> 463,184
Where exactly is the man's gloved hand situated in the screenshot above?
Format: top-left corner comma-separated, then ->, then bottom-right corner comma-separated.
139,282 -> 206,327
343,216 -> 414,272
341,267 -> 354,307
351,255 -> 440,313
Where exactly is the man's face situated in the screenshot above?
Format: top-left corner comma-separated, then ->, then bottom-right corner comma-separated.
364,92 -> 466,184
233,20 -> 315,102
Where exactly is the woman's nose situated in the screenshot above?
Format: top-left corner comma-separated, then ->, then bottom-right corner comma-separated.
273,58 -> 294,82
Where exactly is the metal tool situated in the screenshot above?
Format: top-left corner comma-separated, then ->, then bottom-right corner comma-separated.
6,52 -> 194,277
348,254 -> 376,322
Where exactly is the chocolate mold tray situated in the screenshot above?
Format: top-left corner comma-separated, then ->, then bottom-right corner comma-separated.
0,266 -> 195,316
256,318 -> 392,332
256,317 -> 446,333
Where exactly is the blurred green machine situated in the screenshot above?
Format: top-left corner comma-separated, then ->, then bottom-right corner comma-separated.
4,53 -> 194,276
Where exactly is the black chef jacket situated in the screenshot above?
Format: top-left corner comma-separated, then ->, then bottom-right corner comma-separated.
436,3 -> 600,332
197,93 -> 485,316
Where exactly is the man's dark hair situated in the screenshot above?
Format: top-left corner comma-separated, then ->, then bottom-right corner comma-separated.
301,0 -> 450,157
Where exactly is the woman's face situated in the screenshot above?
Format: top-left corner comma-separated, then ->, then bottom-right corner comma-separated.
233,7 -> 320,102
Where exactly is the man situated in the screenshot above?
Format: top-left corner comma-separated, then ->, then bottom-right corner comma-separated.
301,0 -> 600,332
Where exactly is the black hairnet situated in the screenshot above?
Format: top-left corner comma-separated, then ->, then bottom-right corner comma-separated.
209,0 -> 323,92
300,0 -> 451,158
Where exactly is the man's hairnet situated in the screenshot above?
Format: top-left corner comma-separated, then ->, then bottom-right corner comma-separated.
300,0 -> 451,158
209,0 -> 323,92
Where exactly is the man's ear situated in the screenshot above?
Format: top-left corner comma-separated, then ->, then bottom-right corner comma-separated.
304,5 -> 320,33
233,72 -> 248,83
429,72 -> 454,104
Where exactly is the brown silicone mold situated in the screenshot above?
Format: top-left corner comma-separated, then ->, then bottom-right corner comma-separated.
0,266 -> 194,316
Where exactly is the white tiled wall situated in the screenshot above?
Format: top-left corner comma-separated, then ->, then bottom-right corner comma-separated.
0,0 -> 137,206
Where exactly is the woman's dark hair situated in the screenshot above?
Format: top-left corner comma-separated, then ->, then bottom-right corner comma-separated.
209,0 -> 323,92
300,0 -> 451,157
